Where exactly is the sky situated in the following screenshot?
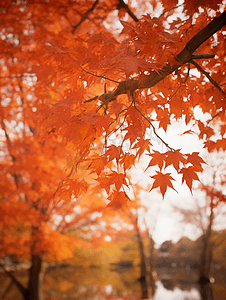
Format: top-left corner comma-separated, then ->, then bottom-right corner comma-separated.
128,116 -> 223,246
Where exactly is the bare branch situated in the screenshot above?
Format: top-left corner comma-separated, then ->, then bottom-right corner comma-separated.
72,0 -> 99,33
117,0 -> 139,22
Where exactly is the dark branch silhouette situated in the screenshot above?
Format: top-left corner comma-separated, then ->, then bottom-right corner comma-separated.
117,0 -> 139,22
91,11 -> 226,105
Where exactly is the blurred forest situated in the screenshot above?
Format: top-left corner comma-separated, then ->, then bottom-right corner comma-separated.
1,228 -> 226,299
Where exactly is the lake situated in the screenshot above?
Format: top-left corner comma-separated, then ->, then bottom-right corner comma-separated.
43,265 -> 226,300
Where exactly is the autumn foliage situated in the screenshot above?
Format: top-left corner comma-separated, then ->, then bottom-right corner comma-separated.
0,0 -> 226,299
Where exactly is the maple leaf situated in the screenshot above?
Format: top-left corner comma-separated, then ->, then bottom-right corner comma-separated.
179,166 -> 200,193
124,125 -> 142,145
133,138 -> 152,159
109,171 -> 127,191
120,20 -> 136,34
96,176 -> 111,194
107,191 -> 130,209
197,120 -> 215,139
150,171 -> 177,198
165,149 -> 186,171
186,152 -> 206,170
156,107 -> 170,132
96,171 -> 127,193
105,145 -> 121,163
180,129 -> 197,135
145,150 -> 166,171
89,157 -> 107,176
123,152 -> 136,171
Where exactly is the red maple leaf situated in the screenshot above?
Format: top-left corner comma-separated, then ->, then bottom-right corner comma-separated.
179,166 -> 200,193
145,150 -> 166,171
165,149 -> 186,171
107,191 -> 130,209
186,152 -> 206,170
150,171 -> 176,198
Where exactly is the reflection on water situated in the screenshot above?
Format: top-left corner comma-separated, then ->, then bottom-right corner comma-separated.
153,280 -> 201,300
199,283 -> 214,300
43,265 -> 226,300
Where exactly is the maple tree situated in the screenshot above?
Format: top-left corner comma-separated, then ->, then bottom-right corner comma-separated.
35,0 -> 226,201
0,0 -> 226,299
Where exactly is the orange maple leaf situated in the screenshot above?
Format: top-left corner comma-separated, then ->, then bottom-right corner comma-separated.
186,152 -> 206,170
165,149 -> 186,171
179,166 -> 200,193
107,191 -> 130,209
110,172 -> 127,191
123,152 -> 136,171
133,138 -> 152,158
145,150 -> 166,171
105,145 -> 121,163
150,171 -> 176,198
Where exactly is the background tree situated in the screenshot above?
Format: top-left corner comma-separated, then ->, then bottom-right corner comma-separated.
171,152 -> 226,283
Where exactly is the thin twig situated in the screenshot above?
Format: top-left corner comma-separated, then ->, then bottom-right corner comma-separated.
191,59 -> 224,94
84,96 -> 98,103
72,0 -> 99,33
131,92 -> 174,151
105,108 -> 128,148
95,92 -> 118,112
159,4 -> 184,17
58,48 -> 119,84
184,63 -> 190,83
117,0 -> 139,22
207,112 -> 220,124
75,61 -> 120,84
166,84 -> 181,103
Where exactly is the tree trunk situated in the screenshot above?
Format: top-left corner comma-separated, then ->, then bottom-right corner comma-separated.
0,254 -> 43,300
198,207 -> 214,284
135,216 -> 149,299
23,254 -> 43,300
199,282 -> 214,300
148,235 -> 156,296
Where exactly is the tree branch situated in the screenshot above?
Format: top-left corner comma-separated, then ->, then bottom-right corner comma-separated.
117,0 -> 139,22
94,11 -> 226,104
0,264 -> 26,295
72,0 -> 99,33
192,54 -> 215,59
191,59 -> 224,94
